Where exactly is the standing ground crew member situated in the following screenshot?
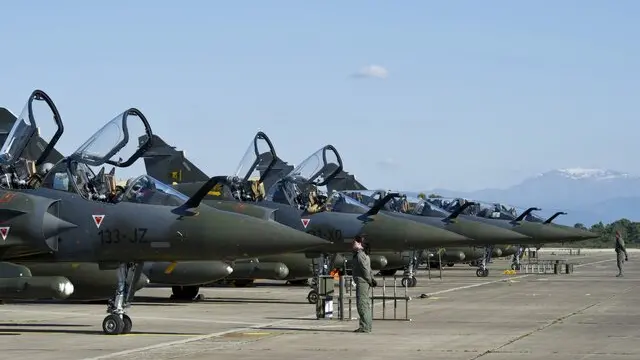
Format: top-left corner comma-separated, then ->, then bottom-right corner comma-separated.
351,235 -> 377,333
615,231 -> 629,277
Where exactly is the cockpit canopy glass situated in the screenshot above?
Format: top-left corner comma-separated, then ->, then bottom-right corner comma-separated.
266,145 -> 343,209
427,197 -> 549,222
0,104 -> 34,165
120,175 -> 190,206
324,191 -> 371,213
281,145 -> 342,187
69,108 -> 151,168
339,189 -> 452,217
0,90 -> 62,166
405,195 -> 451,217
233,131 -> 276,183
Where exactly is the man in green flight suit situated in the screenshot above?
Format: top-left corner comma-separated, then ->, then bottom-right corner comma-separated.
351,235 -> 377,333
615,231 -> 629,277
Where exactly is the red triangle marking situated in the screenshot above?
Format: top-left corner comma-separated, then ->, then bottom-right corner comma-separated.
0,226 -> 9,241
92,215 -> 105,229
301,218 -> 310,229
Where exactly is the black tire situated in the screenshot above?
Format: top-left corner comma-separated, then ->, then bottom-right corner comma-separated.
307,290 -> 318,304
122,314 -> 132,334
102,314 -> 124,335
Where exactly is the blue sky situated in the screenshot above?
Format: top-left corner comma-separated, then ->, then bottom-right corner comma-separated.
1,1 -> 638,191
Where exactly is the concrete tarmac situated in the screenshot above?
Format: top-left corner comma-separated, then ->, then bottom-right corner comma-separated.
0,253 -> 637,360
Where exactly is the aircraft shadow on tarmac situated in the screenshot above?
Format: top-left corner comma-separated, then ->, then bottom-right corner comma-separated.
0,323 -> 201,336
4,299 -> 181,307
132,296 -> 309,305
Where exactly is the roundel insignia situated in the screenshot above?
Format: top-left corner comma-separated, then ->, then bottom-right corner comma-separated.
0,226 -> 9,241
92,215 -> 105,229
301,218 -> 310,229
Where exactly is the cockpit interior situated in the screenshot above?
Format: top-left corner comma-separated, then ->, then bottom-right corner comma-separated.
0,90 -> 191,207
266,145 -> 343,214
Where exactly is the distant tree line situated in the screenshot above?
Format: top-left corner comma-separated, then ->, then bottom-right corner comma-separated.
568,219 -> 640,248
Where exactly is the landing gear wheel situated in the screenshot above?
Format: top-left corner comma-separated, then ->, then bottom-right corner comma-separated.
476,269 -> 484,277
483,269 -> 489,277
511,264 -> 521,271
102,314 -> 125,335
307,290 -> 318,304
447,263 -> 455,267
122,314 -> 133,334
402,277 -> 417,287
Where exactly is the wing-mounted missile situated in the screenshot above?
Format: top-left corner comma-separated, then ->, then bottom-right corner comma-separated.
0,262 -> 74,300
544,211 -> 567,224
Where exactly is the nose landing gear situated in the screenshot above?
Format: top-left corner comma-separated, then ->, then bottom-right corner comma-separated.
102,262 -> 143,335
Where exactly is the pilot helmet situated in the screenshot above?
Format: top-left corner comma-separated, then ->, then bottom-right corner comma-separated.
38,162 -> 55,175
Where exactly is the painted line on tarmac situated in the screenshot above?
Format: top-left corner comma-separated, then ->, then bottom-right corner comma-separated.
574,258 -> 615,268
423,258 -> 615,297
0,308 -> 260,326
77,257 -> 618,360
424,275 -> 531,296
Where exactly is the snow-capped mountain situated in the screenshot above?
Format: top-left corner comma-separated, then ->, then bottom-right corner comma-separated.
419,168 -> 640,227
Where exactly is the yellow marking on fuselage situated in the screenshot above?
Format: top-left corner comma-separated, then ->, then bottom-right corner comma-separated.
164,261 -> 178,274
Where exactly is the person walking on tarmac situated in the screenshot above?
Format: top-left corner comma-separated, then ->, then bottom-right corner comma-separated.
615,231 -> 629,277
351,235 -> 377,333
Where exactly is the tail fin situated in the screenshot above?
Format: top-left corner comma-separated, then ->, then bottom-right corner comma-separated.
0,107 -> 64,165
139,134 -> 209,184
326,168 -> 368,193
259,155 -> 294,191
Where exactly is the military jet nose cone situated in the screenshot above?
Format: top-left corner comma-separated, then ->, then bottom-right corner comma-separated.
366,214 -> 471,249
556,225 -> 600,241
260,219 -> 330,254
484,225 -> 532,245
197,208 -> 330,259
582,230 -> 600,239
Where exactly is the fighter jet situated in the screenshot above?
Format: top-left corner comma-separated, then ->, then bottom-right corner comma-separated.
0,108 -> 247,302
141,132 -> 482,296
142,132 -> 472,253
246,156 -> 533,280
0,90 -> 329,334
324,166 -> 599,277
431,198 -> 599,269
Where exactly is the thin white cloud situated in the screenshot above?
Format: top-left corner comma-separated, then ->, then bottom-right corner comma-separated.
352,64 -> 389,79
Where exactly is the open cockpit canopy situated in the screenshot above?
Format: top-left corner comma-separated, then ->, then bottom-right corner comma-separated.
40,108 -> 155,203
0,89 -> 64,189
223,131 -> 277,202
69,108 -> 152,168
266,145 -> 343,211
